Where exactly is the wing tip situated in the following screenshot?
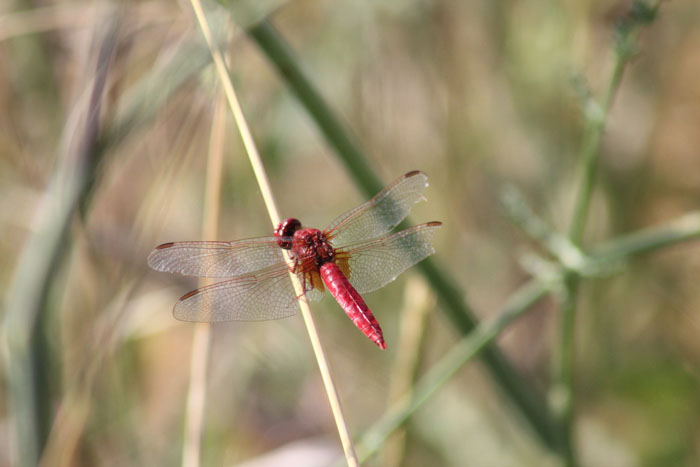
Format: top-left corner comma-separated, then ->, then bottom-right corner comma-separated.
172,309 -> 189,322
146,250 -> 162,269
404,170 -> 429,191
147,243 -> 176,270
405,170 -> 428,181
173,290 -> 207,322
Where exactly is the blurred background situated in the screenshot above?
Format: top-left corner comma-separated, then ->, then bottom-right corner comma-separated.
1,0 -> 700,465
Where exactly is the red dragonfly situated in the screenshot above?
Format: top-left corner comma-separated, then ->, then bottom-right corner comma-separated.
148,171 -> 441,349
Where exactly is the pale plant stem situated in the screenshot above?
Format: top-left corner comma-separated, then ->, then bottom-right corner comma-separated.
188,1 -> 359,465
382,278 -> 431,466
183,327 -> 212,467
182,89 -> 227,467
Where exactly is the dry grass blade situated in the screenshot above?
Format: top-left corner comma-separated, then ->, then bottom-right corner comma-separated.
181,89 -> 227,467
187,1 -> 359,465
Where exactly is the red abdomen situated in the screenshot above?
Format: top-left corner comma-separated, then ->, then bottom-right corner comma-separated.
320,262 -> 386,349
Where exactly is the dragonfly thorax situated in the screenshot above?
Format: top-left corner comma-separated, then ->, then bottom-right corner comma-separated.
292,228 -> 335,268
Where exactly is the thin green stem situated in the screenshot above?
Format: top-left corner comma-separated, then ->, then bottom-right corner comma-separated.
552,272 -> 578,466
568,51 -> 628,246
351,280 -> 551,465
593,212 -> 700,261
557,56 -> 626,467
568,0 -> 660,244
557,4 -> 660,465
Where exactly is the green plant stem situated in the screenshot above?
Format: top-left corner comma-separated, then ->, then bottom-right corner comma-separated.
557,58 -> 627,467
552,272 -> 578,465
556,6 -> 657,464
351,280 -> 550,465
568,55 -> 627,246
593,212 -> 700,261
248,19 -> 560,454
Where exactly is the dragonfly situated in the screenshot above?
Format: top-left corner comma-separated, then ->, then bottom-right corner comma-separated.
147,170 -> 441,349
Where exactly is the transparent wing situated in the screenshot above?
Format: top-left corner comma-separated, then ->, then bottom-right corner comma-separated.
147,237 -> 287,278
339,222 -> 442,294
325,171 -> 429,247
173,265 -> 325,322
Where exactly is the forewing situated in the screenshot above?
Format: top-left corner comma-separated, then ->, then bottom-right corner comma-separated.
147,237 -> 286,278
173,265 -> 324,322
339,222 -> 442,294
325,171 -> 429,247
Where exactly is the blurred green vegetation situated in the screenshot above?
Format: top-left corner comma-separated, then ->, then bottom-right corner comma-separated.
1,0 -> 699,466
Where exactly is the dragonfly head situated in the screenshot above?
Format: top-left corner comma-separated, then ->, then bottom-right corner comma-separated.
274,218 -> 302,249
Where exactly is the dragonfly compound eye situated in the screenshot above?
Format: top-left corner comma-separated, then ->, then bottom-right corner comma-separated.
274,218 -> 302,249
